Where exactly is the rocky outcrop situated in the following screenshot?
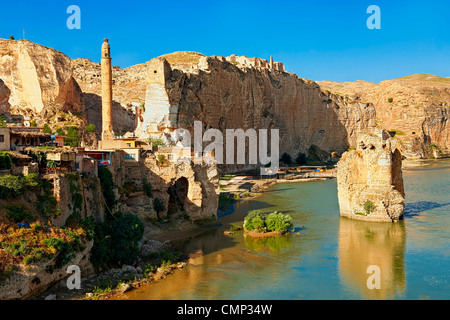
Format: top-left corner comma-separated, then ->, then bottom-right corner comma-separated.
337,129 -> 405,222
319,75 -> 450,158
0,78 -> 10,113
0,240 -> 93,300
104,149 -> 219,226
0,39 -> 84,115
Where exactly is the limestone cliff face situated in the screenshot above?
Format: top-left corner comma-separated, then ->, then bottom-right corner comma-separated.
138,53 -> 377,170
0,39 -> 84,115
0,79 -> 10,114
319,75 -> 450,158
337,129 -> 405,222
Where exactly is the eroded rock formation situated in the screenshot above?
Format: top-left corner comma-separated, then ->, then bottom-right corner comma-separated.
0,39 -> 84,115
319,75 -> 450,158
0,79 -> 10,114
337,129 -> 405,222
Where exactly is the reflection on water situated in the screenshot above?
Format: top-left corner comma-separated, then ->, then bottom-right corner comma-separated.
244,234 -> 293,253
118,159 -> 450,300
338,218 -> 406,299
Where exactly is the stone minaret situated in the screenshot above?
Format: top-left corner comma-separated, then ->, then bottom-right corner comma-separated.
270,55 -> 274,70
101,39 -> 114,141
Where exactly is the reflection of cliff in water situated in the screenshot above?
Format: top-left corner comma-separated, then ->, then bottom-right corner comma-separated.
338,218 -> 406,299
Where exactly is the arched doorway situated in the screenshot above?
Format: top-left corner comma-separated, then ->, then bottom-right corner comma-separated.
167,177 -> 189,216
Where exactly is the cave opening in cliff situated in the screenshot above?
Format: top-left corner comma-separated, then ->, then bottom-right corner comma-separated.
167,177 -> 189,216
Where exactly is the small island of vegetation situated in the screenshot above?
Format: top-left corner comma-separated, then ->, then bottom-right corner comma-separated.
243,210 -> 293,237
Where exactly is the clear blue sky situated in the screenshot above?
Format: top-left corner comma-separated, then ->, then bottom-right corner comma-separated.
1,0 -> 449,83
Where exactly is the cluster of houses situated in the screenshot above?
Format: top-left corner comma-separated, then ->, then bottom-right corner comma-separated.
0,126 -> 155,178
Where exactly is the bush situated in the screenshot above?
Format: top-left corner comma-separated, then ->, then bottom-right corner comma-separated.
0,152 -> 12,170
244,210 -> 293,234
90,214 -> 144,267
98,166 -> 117,212
84,124 -> 97,133
388,98 -> 394,103
65,126 -> 80,147
157,154 -> 168,165
5,205 -> 34,222
56,128 -> 66,136
265,212 -> 293,233
280,153 -> 292,165
153,198 -> 166,213
245,215 -> 266,232
364,200 -> 376,215
42,123 -> 53,134
110,214 -> 144,265
0,175 -> 24,199
295,153 -> 307,165
149,136 -> 165,148
244,210 -> 267,232
143,180 -> 152,198
24,173 -> 39,188
0,115 -> 7,128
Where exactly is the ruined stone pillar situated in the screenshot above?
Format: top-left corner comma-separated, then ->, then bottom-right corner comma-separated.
337,129 -> 405,222
101,39 -> 114,141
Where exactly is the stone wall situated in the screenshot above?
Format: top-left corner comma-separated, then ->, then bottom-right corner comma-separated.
337,129 -> 405,222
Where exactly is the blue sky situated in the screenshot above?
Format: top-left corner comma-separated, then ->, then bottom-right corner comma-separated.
0,0 -> 449,83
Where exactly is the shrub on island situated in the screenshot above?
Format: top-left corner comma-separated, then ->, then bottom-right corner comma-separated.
243,210 -> 293,236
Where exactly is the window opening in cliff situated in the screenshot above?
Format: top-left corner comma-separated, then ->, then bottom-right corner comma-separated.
167,177 -> 189,216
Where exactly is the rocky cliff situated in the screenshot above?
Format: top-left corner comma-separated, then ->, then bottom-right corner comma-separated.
0,39 -> 84,117
0,79 -> 10,114
319,74 -> 450,159
337,129 -> 405,222
137,52 -> 377,171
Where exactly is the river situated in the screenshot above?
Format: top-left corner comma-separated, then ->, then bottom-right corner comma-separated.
118,160 -> 450,300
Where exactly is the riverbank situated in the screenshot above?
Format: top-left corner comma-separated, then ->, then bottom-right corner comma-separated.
35,169 -> 335,300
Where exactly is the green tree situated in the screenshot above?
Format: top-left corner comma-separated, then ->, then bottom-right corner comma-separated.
42,123 -> 53,134
265,212 -> 293,233
56,127 -> 66,136
98,166 -> 117,213
65,126 -> 80,147
84,123 -> 97,133
9,36 -> 14,40
295,153 -> 307,165
0,115 -> 7,127
280,153 -> 292,165
364,200 -> 376,215
153,198 -> 166,213
149,136 -> 165,148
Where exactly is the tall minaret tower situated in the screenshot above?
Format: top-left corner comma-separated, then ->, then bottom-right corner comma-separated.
270,55 -> 274,70
101,39 -> 114,141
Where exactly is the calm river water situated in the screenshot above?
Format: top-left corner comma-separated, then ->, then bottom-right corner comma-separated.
120,160 -> 450,300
